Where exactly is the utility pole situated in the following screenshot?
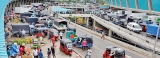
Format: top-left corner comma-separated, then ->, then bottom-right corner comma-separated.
152,18 -> 160,58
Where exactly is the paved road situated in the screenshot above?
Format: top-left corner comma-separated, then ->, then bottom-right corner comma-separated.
70,25 -> 144,58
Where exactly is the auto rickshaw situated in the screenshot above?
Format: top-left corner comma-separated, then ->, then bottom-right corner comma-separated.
49,29 -> 58,41
59,39 -> 73,56
73,35 -> 93,49
36,31 -> 43,38
66,31 -> 78,42
103,46 -> 125,58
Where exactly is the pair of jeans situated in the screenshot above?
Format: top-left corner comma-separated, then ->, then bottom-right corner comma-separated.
60,36 -> 62,39
34,55 -> 38,58
52,53 -> 56,58
85,54 -> 91,58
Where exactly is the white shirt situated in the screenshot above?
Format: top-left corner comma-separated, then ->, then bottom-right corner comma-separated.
87,49 -> 92,55
22,30 -> 26,35
33,50 -> 38,56
59,32 -> 63,36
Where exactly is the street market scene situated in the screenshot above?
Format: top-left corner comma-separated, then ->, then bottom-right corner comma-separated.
1,0 -> 160,58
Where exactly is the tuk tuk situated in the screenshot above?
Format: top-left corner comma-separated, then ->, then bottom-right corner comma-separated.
103,46 -> 125,58
49,29 -> 58,41
67,26 -> 76,33
65,31 -> 78,42
59,39 -> 73,56
73,35 -> 93,49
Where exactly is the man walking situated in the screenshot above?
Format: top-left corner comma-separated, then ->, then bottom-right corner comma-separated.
38,49 -> 43,58
101,31 -> 105,40
21,29 -> 26,38
33,48 -> 38,58
51,46 -> 56,58
68,18 -> 70,24
59,31 -> 63,39
85,48 -> 92,58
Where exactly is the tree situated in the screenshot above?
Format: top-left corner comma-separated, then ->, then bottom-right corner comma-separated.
97,0 -> 105,5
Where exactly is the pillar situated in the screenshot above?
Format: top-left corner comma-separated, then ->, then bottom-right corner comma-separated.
126,0 -> 129,9
147,0 -> 152,12
93,20 -> 96,31
86,17 -> 89,27
108,30 -> 112,37
119,0 -> 122,7
135,0 -> 138,10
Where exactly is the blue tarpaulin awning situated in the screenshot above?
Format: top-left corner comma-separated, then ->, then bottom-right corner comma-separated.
52,6 -> 72,12
99,6 -> 109,9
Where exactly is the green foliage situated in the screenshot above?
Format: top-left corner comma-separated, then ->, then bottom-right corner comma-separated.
31,44 -> 41,49
12,38 -> 33,45
97,0 -> 105,5
68,16 -> 76,22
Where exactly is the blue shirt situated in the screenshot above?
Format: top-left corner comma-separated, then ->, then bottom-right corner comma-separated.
38,51 -> 43,58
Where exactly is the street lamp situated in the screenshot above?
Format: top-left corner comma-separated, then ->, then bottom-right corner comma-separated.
152,18 -> 160,58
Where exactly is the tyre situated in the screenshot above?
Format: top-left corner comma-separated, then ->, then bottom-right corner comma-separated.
69,54 -> 72,57
73,44 -> 75,47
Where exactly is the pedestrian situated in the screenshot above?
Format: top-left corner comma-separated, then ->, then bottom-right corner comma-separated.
19,45 -> 23,56
51,37 -> 55,46
21,29 -> 26,38
82,39 -> 87,50
38,49 -> 43,58
33,48 -> 38,58
85,48 -> 92,58
7,46 -> 10,57
51,46 -> 56,58
68,18 -> 70,24
101,31 -> 105,40
47,48 -> 51,58
59,31 -> 63,39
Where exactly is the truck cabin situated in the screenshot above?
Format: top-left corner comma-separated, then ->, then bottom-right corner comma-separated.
20,12 -> 32,18
114,48 -> 125,58
54,18 -> 68,27
38,17 -> 51,24
25,17 -> 38,24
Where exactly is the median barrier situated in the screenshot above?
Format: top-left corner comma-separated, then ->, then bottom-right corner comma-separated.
70,22 -> 160,58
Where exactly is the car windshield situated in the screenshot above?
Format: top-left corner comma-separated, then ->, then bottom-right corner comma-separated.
134,25 -> 141,29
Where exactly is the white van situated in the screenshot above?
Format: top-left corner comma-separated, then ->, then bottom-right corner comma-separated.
127,22 -> 142,33
38,17 -> 51,24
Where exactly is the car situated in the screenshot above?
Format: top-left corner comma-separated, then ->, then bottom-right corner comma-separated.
127,22 -> 142,33
38,17 -> 51,24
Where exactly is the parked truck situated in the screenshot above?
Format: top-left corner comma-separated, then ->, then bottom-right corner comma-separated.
15,7 -> 30,13
146,24 -> 160,37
